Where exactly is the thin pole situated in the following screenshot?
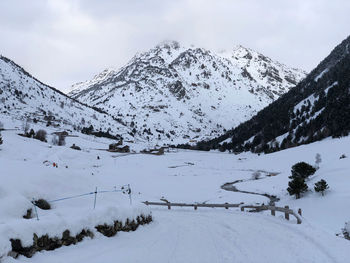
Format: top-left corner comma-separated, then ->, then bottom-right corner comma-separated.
32,198 -> 39,221
128,184 -> 132,205
93,187 -> 97,209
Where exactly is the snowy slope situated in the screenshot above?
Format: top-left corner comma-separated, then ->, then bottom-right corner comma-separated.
1,118 -> 350,262
0,55 -> 132,140
69,41 -> 306,145
203,35 -> 350,153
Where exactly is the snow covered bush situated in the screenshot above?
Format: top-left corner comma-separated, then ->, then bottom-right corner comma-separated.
251,171 -> 261,180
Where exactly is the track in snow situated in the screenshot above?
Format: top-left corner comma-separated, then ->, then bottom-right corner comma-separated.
7,209 -> 348,263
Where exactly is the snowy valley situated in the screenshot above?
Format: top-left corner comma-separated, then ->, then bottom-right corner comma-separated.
0,22 -> 350,263
0,116 -> 350,262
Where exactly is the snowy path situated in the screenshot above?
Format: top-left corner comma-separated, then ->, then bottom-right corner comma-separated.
7,209 -> 349,263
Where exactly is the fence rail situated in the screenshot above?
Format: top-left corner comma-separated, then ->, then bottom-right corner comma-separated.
31,184 -> 132,221
143,201 -> 302,224
240,205 -> 302,224
143,201 -> 242,210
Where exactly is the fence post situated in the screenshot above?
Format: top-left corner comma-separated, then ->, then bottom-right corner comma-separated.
298,208 -> 302,216
284,205 -> 289,220
93,187 -> 97,209
32,198 -> 39,221
128,184 -> 132,205
225,202 -> 228,209
270,205 -> 275,216
296,215 -> 302,224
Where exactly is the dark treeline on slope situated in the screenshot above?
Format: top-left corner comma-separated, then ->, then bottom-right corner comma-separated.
188,35 -> 350,153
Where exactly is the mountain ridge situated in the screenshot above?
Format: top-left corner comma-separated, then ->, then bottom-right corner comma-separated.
0,55 -> 133,140
195,35 -> 350,153
68,41 -> 306,145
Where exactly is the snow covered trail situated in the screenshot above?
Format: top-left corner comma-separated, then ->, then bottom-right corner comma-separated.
6,209 -> 349,263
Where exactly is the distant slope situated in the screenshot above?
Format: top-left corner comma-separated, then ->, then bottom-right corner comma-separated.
68,41 -> 306,145
197,35 -> 350,153
0,55 -> 131,139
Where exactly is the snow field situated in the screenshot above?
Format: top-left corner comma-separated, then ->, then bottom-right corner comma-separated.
1,117 -> 350,262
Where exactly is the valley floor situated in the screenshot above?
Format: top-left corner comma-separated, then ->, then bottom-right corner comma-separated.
1,117 -> 350,262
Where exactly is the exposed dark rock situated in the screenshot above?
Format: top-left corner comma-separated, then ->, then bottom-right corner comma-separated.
9,214 -> 152,258
23,208 -> 32,219
70,144 -> 81,151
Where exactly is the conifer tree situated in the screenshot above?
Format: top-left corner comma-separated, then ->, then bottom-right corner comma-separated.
314,179 -> 329,196
287,176 -> 308,199
290,162 -> 316,179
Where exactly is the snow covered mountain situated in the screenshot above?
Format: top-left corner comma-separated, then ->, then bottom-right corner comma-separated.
198,35 -> 350,153
0,55 -> 131,139
69,41 -> 306,145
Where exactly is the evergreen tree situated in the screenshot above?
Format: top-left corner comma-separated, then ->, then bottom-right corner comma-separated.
314,179 -> 329,196
287,177 -> 308,199
290,162 -> 316,179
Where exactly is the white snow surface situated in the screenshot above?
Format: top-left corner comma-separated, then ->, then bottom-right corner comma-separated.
68,41 -> 306,145
314,68 -> 329,82
0,55 -> 133,142
1,117 -> 350,262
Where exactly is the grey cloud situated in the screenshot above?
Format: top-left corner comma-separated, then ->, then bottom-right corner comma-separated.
0,0 -> 349,92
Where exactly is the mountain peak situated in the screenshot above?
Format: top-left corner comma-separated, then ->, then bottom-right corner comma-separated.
67,42 -> 306,145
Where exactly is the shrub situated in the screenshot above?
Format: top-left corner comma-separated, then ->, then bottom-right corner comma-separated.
34,130 -> 47,142
314,179 -> 329,196
252,171 -> 261,180
290,162 -> 316,180
34,199 -> 51,210
70,144 -> 81,151
287,176 -> 308,199
342,222 -> 350,240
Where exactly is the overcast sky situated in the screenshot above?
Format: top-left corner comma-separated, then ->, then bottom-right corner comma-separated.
1,0 -> 349,92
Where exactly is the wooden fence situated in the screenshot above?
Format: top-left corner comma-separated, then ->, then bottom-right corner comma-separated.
240,205 -> 302,224
143,201 -> 302,224
143,201 -> 242,210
